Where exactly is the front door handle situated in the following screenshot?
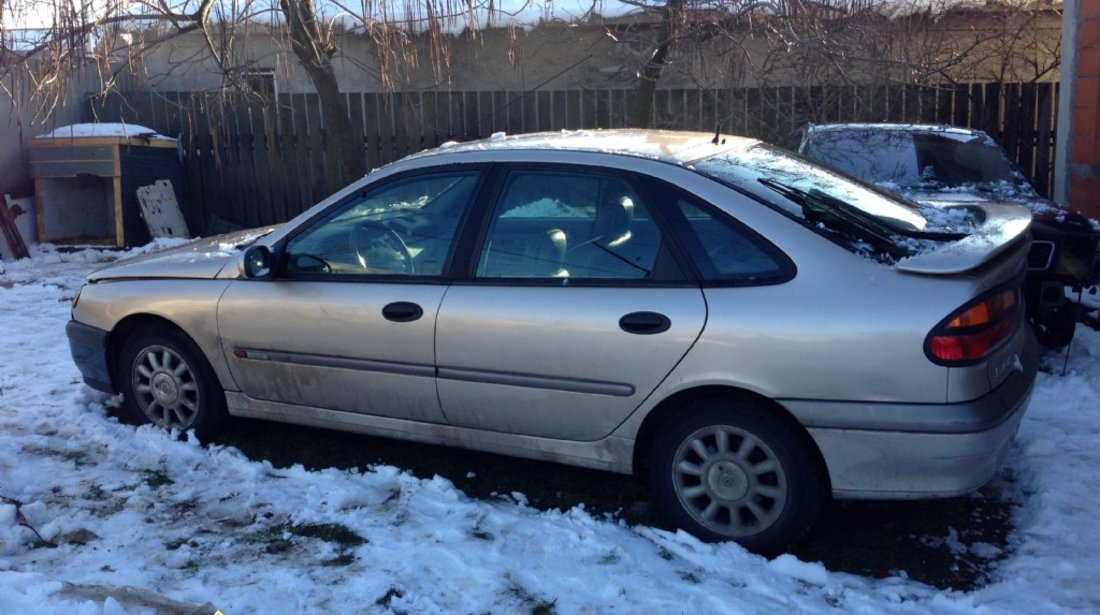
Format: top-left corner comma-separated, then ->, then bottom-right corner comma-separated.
619,311 -> 671,335
382,301 -> 423,323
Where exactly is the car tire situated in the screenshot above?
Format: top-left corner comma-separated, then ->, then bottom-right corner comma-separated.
118,327 -> 227,441
648,398 -> 826,555
1031,307 -> 1077,350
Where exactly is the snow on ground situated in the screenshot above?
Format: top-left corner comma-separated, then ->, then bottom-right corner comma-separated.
1,245 -> 1099,614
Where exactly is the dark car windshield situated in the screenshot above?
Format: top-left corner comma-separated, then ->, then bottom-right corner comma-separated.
693,144 -> 961,261
802,128 -> 1038,197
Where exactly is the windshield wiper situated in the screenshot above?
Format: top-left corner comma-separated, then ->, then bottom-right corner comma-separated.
757,178 -> 912,258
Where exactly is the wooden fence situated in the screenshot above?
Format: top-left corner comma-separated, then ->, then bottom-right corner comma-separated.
83,81 -> 1058,233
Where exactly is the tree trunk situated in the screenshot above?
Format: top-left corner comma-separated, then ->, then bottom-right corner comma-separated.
628,0 -> 683,128
280,0 -> 365,184
299,60 -> 365,183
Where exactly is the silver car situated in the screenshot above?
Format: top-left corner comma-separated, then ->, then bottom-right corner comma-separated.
67,130 -> 1038,554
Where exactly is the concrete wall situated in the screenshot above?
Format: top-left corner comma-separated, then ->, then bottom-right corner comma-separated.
0,62 -> 93,199
129,9 -> 1062,95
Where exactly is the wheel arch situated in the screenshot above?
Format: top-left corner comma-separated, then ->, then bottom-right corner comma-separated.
107,314 -> 213,391
631,385 -> 831,492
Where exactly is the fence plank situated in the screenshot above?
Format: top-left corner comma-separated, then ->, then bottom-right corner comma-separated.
364,92 -> 382,170
347,93 -> 366,177
198,94 -> 220,229
1017,82 -> 1038,183
394,91 -> 411,160
1034,82 -> 1055,197
235,102 -> 260,225
1001,83 -> 1021,162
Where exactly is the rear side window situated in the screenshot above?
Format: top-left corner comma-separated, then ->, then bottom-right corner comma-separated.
645,179 -> 792,284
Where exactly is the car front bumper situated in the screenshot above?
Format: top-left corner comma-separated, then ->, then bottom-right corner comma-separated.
66,320 -> 115,394
783,331 -> 1038,499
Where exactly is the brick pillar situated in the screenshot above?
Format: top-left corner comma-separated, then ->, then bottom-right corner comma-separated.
1069,2 -> 1100,217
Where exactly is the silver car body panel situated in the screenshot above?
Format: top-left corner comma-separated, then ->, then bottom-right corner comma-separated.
88,227 -> 275,282
224,391 -> 638,472
435,286 -> 706,441
71,279 -> 238,391
216,280 -> 449,423
68,130 -> 1038,499
895,203 -> 1031,274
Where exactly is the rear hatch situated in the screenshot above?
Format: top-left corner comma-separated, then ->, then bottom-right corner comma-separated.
692,143 -> 1033,276
694,144 -> 1035,392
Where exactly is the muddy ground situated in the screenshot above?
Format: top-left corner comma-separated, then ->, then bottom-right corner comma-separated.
210,418 -> 1018,591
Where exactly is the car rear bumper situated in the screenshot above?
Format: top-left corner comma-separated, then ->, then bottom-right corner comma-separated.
66,320 -> 115,394
784,330 -> 1038,499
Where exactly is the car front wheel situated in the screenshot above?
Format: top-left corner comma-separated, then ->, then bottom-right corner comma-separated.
119,327 -> 226,440
649,399 -> 826,555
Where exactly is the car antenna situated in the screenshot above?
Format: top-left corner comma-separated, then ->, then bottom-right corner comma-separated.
712,124 -> 725,145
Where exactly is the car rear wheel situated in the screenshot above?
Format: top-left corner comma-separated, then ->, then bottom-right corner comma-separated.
648,399 -> 825,555
119,327 -> 227,440
1030,306 -> 1077,349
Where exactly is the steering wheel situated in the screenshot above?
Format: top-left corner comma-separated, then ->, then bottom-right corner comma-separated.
351,222 -> 413,274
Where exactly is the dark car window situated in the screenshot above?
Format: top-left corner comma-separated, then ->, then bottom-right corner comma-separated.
285,171 -> 479,277
476,170 -> 663,280
675,197 -> 791,282
804,128 -> 1037,197
693,144 -> 940,261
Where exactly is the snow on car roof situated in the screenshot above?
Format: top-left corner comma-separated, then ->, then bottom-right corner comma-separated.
421,129 -> 759,164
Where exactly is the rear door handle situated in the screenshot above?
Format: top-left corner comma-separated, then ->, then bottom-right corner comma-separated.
382,301 -> 423,323
619,311 -> 671,335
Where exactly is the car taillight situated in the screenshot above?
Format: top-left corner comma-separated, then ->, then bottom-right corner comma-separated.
926,287 -> 1020,365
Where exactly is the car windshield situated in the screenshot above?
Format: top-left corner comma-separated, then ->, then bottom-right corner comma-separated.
803,128 -> 1038,198
693,144 -> 961,261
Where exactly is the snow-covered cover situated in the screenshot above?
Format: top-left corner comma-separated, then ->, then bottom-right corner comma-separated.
1,244 -> 1099,613
36,124 -> 174,141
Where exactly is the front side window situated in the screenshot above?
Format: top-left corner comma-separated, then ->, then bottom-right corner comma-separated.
476,170 -> 664,280
284,171 -> 479,277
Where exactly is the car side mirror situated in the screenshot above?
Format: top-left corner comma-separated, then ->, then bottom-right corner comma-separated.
242,245 -> 275,280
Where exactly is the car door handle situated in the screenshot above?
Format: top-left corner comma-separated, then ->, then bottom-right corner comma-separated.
382,302 -> 424,323
619,311 -> 671,335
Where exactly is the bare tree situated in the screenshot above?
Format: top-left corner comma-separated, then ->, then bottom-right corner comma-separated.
603,0 -> 1061,130
1,0 -> 1060,183
1,0 -> 519,182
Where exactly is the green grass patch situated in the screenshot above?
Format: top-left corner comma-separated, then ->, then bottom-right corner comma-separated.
287,522 -> 366,547
141,462 -> 174,489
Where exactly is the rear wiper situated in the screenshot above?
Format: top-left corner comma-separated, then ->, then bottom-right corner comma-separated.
757,178 -> 911,258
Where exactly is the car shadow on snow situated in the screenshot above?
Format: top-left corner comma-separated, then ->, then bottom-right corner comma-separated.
197,417 -> 1017,592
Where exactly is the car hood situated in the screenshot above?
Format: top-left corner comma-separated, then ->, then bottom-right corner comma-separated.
895,202 -> 1032,275
88,227 -> 278,282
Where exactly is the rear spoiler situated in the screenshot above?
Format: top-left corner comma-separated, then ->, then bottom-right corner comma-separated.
896,203 -> 1032,275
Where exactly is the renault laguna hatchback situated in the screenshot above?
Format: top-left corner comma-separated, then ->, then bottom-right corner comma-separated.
67,130 -> 1038,554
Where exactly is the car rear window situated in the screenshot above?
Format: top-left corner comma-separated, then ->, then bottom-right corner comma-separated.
803,128 -> 1037,198
693,145 -> 959,262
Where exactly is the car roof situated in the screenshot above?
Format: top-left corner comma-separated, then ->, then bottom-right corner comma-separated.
408,129 -> 761,165
803,123 -> 986,138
